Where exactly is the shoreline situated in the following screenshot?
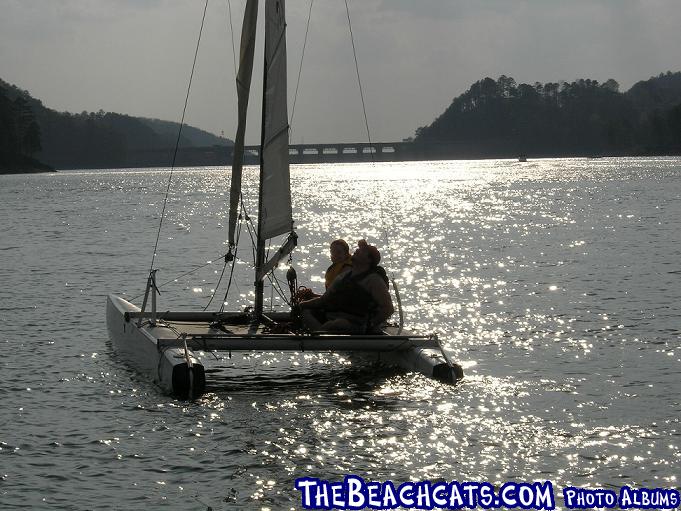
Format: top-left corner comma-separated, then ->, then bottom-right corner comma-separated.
0,168 -> 57,175
0,156 -> 55,175
3,152 -> 681,174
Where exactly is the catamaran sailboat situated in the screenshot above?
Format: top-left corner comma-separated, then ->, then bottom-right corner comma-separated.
106,0 -> 463,398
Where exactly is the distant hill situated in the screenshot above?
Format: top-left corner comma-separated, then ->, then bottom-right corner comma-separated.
5,71 -> 681,172
0,77 -> 233,171
139,117 -> 226,147
626,71 -> 681,113
413,71 -> 681,158
0,79 -> 50,172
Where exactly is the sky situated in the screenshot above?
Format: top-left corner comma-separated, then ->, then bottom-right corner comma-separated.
2,0 -> 681,144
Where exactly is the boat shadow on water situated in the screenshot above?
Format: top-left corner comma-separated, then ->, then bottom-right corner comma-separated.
201,359 -> 463,408
204,362 -> 404,391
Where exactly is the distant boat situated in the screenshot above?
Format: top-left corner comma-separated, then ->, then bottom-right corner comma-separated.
106,0 -> 463,398
518,154 -> 528,162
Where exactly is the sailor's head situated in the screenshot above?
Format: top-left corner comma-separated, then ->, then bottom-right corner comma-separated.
330,239 -> 350,264
353,239 -> 381,268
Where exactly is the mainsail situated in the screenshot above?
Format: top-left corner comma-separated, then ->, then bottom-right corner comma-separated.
229,0 -> 293,247
229,0 -> 294,313
259,0 -> 293,241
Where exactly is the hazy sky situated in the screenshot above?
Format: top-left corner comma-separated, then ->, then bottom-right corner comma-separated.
2,0 -> 680,144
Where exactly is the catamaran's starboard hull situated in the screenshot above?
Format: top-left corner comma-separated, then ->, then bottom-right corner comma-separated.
373,347 -> 463,384
107,294 -> 462,397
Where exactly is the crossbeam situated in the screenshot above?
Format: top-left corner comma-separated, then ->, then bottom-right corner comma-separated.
157,334 -> 439,352
125,310 -> 252,323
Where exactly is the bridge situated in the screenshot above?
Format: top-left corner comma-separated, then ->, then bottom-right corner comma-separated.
245,142 -> 412,163
128,140 -> 509,167
247,139 -> 519,163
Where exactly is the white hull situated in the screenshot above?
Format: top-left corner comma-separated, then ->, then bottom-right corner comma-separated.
107,294 -> 462,397
107,295 -> 206,397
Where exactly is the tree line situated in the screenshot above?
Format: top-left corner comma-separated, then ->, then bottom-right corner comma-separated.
0,83 -> 45,172
0,77 -> 232,172
413,72 -> 681,158
3,72 -> 681,172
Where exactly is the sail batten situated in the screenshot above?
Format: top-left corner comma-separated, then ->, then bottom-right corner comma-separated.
264,124 -> 289,149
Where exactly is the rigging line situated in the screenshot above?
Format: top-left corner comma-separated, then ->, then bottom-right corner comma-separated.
218,245 -> 241,313
213,191 -> 262,312
241,199 -> 258,265
148,0 -> 210,276
344,1 -> 394,273
269,270 -> 286,299
205,257 -> 229,311
289,0 -> 314,140
268,273 -> 291,306
344,0 -> 374,162
205,217 -> 242,311
226,0 -> 237,76
130,250 -> 231,301
213,215 -> 245,312
268,280 -> 288,308
238,191 -> 253,259
240,191 -> 259,240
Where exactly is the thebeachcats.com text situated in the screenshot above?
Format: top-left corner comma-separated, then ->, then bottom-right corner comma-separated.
294,476 -> 680,510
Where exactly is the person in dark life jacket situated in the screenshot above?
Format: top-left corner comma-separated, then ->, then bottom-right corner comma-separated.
299,239 -> 394,334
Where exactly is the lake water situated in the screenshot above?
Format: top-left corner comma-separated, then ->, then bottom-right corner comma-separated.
1,158 -> 679,509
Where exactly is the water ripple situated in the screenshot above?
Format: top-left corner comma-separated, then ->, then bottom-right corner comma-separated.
1,158 -> 680,508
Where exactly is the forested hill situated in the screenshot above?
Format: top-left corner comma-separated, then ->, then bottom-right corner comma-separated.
0,77 -> 233,171
0,80 -> 49,172
413,72 -> 681,158
5,72 -> 681,172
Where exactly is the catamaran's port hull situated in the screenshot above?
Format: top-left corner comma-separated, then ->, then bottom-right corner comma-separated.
106,295 -> 205,397
106,294 -> 462,397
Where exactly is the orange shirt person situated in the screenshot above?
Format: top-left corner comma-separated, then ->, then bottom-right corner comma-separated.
324,239 -> 353,289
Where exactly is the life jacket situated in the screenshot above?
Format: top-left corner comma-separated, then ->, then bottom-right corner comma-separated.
324,270 -> 376,317
324,256 -> 353,289
324,266 -> 390,315
374,265 -> 389,288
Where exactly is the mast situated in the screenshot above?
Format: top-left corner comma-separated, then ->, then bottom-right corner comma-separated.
254,0 -> 293,320
254,22 -> 268,319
